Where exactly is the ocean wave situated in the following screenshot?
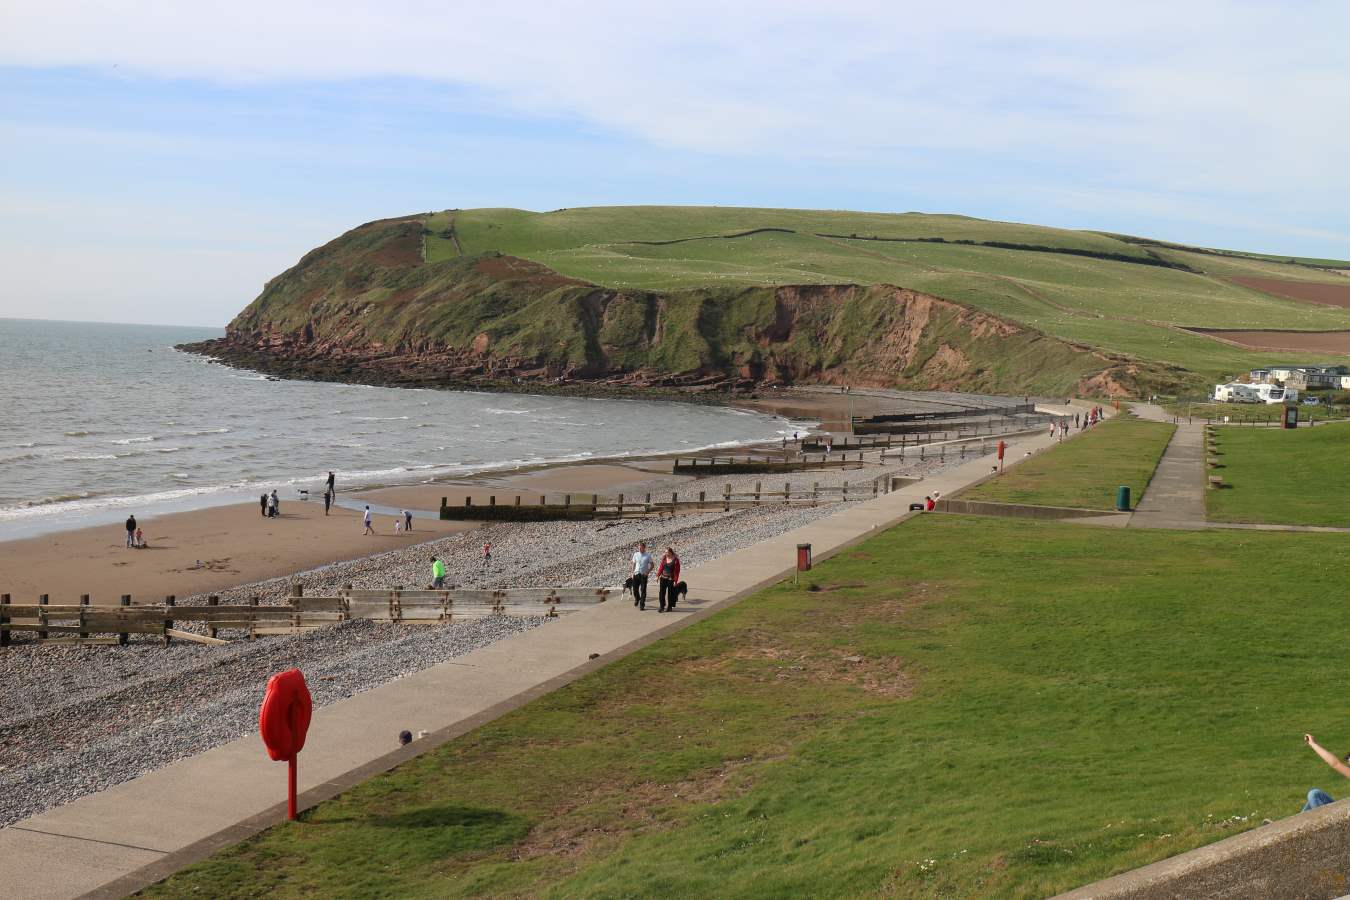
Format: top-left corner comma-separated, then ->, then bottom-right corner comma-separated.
152,447 -> 183,453
0,452 -> 41,464
63,430 -> 101,437
353,416 -> 411,421
111,436 -> 155,445
483,408 -> 533,415
60,453 -> 118,461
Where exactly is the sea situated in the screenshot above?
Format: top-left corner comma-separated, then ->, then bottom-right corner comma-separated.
0,318 -> 802,540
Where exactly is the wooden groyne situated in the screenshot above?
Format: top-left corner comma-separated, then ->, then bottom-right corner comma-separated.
440,474 -> 894,521
0,585 -> 610,647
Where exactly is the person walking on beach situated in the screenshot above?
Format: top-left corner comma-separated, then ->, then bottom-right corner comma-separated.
326,471 -> 335,497
656,546 -> 681,613
125,514 -> 137,548
323,490 -> 332,516
363,505 -> 374,535
404,509 -> 413,532
260,493 -> 268,517
268,489 -> 279,518
481,542 -> 492,569
393,514 -> 402,534
430,555 -> 446,589
631,541 -> 653,610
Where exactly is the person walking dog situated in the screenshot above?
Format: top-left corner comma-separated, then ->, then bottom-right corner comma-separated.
656,546 -> 681,613
630,541 -> 654,610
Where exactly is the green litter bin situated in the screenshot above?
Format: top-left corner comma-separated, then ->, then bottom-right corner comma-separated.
1116,485 -> 1131,511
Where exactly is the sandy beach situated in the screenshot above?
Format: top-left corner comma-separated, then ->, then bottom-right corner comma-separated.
0,498 -> 468,604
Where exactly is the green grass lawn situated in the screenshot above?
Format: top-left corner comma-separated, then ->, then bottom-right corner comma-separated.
960,416 -> 1175,510
1163,401 -> 1350,423
1206,424 -> 1350,527
143,516 -> 1350,899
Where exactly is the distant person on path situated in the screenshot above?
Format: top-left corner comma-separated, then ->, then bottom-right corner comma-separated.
125,514 -> 137,548
323,491 -> 332,516
404,509 -> 413,532
631,541 -> 654,610
399,730 -> 413,746
1302,733 -> 1350,811
481,542 -> 492,569
924,495 -> 935,512
363,505 -> 374,534
326,471 -> 335,496
430,555 -> 446,588
656,547 -> 681,612
269,490 -> 279,518
260,494 -> 268,517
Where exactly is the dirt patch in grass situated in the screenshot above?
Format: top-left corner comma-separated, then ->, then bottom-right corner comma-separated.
511,756 -> 774,861
1187,328 -> 1350,353
1229,276 -> 1350,308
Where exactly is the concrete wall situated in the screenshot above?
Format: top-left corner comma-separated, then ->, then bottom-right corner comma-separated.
1056,801 -> 1350,899
935,498 -> 1126,521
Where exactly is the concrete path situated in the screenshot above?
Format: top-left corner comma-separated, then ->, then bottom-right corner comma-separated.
3,416 -> 1085,900
1127,404 -> 1208,530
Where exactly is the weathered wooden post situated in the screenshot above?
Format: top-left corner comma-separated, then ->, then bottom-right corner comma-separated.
118,595 -> 131,646
489,495 -> 496,507
440,496 -> 447,509
754,481 -> 762,503
248,595 -> 259,641
724,483 -> 731,511
784,482 -> 791,505
617,493 -> 625,519
591,493 -> 598,514
698,490 -> 705,509
0,593 -> 10,647
515,495 -> 521,506
79,594 -> 90,640
38,593 -> 49,641
207,594 -> 219,639
812,481 -> 819,507
290,583 -> 302,631
645,492 -> 652,513
564,494 -> 571,508
164,595 -> 176,645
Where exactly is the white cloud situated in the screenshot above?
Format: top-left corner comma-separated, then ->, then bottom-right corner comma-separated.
3,1 -> 1347,194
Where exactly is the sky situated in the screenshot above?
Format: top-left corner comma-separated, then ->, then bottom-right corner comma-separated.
2,1 -> 1348,327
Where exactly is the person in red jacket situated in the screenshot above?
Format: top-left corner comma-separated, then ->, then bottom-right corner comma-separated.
656,546 -> 681,613
924,495 -> 935,512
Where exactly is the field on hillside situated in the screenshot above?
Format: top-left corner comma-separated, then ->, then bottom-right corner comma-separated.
421,207 -> 1350,382
1207,425 -> 1350,527
146,516 -> 1350,899
961,415 -> 1175,510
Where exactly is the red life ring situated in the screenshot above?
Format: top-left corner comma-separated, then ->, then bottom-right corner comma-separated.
259,668 -> 313,762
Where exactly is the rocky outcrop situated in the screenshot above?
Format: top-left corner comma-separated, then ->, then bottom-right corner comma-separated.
183,215 -> 1161,397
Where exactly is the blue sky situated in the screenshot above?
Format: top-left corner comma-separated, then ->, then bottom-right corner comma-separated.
2,1 -> 1348,327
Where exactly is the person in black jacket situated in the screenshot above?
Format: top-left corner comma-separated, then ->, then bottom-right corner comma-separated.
125,514 -> 137,548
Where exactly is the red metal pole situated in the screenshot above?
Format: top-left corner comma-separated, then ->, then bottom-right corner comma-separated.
288,755 -> 297,821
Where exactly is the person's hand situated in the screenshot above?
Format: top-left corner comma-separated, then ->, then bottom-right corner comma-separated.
1305,733 -> 1316,746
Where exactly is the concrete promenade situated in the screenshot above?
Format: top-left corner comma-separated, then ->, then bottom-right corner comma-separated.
1127,404 -> 1207,530
3,408 -> 1083,900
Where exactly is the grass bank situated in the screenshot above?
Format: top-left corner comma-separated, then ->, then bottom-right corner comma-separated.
959,415 -> 1175,510
145,516 -> 1350,899
1207,423 -> 1350,527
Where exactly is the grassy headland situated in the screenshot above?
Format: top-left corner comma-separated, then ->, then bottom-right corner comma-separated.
961,415 -> 1175,510
145,516 -> 1350,899
1207,424 -> 1350,527
194,207 -> 1350,399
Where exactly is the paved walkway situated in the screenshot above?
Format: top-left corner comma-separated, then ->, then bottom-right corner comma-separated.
1127,404 -> 1208,529
3,407 -> 1090,900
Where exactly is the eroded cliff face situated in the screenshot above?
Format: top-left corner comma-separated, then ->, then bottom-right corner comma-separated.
184,217 -> 1163,396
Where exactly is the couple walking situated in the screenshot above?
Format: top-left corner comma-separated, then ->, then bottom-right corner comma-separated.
630,541 -> 681,612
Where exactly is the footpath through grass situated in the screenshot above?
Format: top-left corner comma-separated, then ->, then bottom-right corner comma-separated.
960,414 -> 1175,510
146,516 -> 1350,899
1207,423 -> 1350,527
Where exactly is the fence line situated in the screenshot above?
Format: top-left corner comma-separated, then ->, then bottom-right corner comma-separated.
0,585 -> 611,648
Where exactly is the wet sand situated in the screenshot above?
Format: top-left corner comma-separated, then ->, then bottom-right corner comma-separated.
0,499 -> 468,604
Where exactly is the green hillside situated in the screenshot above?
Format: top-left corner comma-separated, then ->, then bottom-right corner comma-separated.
428,207 -> 1350,381
201,206 -> 1350,397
